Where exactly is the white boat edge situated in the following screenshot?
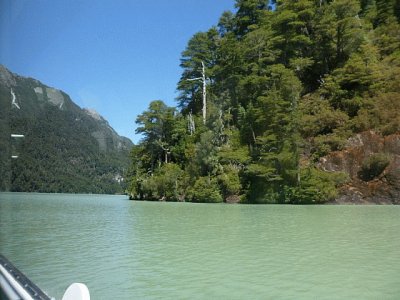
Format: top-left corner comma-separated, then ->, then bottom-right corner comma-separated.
62,283 -> 90,300
0,254 -> 90,300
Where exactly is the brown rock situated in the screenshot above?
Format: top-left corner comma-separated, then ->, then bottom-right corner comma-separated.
319,131 -> 400,204
225,195 -> 241,204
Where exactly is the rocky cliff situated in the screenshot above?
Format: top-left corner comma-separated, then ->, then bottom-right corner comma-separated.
319,131 -> 400,204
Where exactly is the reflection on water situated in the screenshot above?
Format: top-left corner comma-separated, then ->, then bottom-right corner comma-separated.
1,193 -> 400,299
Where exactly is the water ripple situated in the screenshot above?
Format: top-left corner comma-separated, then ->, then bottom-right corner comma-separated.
1,194 -> 400,299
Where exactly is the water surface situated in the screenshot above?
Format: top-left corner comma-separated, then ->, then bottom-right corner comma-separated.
1,193 -> 399,299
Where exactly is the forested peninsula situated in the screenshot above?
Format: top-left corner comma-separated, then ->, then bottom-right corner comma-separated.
128,0 -> 400,204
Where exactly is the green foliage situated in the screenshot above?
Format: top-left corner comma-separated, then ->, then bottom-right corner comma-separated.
177,28 -> 219,113
375,0 -> 397,27
359,153 -> 391,181
187,176 -> 223,203
131,163 -> 185,201
1,77 -> 132,194
373,22 -> 400,56
352,92 -> 400,135
284,168 -> 349,204
0,85 -> 11,191
312,132 -> 348,158
320,44 -> 382,117
128,0 -> 400,204
218,166 -> 242,198
234,0 -> 270,36
195,131 -> 220,176
272,0 -> 314,67
299,94 -> 349,138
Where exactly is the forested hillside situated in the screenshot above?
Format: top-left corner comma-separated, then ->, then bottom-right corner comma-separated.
0,65 -> 133,194
128,0 -> 400,203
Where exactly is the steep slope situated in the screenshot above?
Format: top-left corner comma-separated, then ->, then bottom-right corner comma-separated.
0,65 -> 133,194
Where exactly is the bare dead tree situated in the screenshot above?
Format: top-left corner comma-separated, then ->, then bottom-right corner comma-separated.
188,111 -> 195,135
187,61 -> 207,125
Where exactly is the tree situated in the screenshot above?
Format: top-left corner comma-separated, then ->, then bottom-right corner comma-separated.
321,42 -> 382,117
188,176 -> 223,203
129,0 -> 400,204
135,100 -> 176,170
272,0 -> 314,68
312,0 -> 363,76
177,28 -> 219,115
241,65 -> 302,203
234,0 -> 270,36
194,130 -> 220,176
375,0 -> 396,27
218,11 -> 236,36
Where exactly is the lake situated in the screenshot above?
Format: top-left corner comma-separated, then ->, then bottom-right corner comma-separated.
0,193 -> 399,299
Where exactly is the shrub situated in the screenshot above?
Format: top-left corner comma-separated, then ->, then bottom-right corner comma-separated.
312,133 -> 348,159
359,153 -> 391,181
153,163 -> 185,201
187,176 -> 223,203
285,168 -> 349,204
218,166 -> 241,198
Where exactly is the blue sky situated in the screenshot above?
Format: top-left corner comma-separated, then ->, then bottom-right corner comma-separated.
0,0 -> 235,143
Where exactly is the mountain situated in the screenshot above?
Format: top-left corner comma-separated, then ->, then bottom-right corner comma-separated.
0,65 -> 133,194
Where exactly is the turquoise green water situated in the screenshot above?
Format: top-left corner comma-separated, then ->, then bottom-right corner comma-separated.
0,193 -> 399,299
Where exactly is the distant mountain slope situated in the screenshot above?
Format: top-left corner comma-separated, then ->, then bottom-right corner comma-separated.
0,65 -> 133,194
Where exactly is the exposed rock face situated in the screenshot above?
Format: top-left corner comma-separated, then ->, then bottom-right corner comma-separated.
0,65 -> 16,87
84,108 -> 103,121
225,195 -> 241,204
45,87 -> 64,108
319,131 -> 400,204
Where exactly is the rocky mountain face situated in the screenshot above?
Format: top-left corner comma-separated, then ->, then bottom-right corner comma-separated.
0,65 -> 133,194
319,131 -> 400,204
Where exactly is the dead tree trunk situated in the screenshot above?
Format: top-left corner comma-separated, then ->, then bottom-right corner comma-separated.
201,61 -> 206,125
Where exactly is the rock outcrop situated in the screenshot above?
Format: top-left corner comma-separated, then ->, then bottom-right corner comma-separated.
319,131 -> 400,204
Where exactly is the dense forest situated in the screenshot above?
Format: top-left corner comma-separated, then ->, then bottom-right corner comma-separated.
127,0 -> 400,204
0,66 -> 133,194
